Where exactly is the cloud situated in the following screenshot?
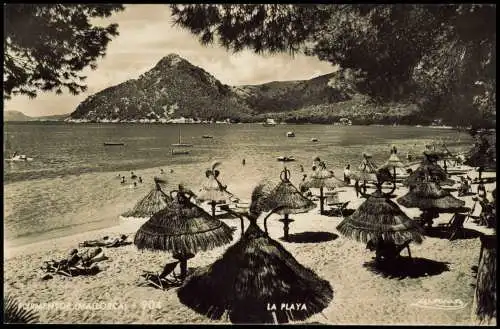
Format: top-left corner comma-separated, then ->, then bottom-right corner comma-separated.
4,4 -> 334,116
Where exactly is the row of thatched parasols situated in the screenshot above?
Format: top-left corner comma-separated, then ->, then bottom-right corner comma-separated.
119,161 -> 333,324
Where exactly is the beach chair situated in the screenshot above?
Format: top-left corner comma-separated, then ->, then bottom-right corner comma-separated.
140,261 -> 181,290
374,240 -> 413,262
444,213 -> 467,240
327,201 -> 350,217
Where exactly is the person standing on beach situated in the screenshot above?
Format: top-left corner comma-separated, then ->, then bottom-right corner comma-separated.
242,158 -> 246,166
343,164 -> 351,185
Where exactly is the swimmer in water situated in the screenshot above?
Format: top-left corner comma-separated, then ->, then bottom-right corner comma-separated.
170,169 -> 174,173
121,176 -> 126,184
139,177 -> 143,183
160,169 -> 165,174
131,172 -> 137,179
242,158 -> 246,166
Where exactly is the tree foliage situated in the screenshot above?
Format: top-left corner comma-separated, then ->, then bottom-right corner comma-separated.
170,4 -> 496,127
4,4 -> 124,99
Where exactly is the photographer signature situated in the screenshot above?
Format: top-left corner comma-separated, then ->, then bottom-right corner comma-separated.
410,298 -> 467,310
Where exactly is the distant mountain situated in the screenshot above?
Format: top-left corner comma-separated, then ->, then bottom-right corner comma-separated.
69,54 -> 255,122
4,111 -> 68,122
69,53 -> 425,124
4,111 -> 33,121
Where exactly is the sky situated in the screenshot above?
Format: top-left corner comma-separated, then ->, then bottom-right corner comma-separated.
4,4 -> 336,117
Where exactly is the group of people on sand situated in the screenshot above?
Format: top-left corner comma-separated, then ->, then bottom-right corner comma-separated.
40,235 -> 129,279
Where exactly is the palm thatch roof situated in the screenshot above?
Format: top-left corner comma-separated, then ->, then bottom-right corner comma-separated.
252,173 -> 316,215
397,182 -> 465,210
197,175 -> 234,203
302,165 -> 346,190
134,194 -> 234,255
336,190 -> 424,245
358,153 -> 378,173
121,179 -> 172,219
177,222 -> 333,324
382,153 -> 405,169
404,160 -> 454,187
352,153 -> 378,182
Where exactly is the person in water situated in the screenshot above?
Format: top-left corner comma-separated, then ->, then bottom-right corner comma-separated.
138,177 -> 143,183
242,158 -> 246,166
300,164 -> 304,172
121,176 -> 126,184
131,172 -> 137,179
160,169 -> 165,174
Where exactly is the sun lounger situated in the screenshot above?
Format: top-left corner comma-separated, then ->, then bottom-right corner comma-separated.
140,261 -> 181,290
444,213 -> 467,240
368,239 -> 412,262
327,201 -> 350,217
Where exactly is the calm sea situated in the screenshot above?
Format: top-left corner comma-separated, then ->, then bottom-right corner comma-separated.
4,122 -> 473,245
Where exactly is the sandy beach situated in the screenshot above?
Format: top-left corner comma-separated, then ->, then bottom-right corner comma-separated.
4,165 -> 496,325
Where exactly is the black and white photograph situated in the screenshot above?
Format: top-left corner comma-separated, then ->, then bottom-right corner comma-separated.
3,3 -> 496,325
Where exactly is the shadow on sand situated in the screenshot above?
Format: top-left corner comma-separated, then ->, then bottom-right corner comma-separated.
323,209 -> 356,217
424,226 -> 482,240
363,257 -> 450,279
280,231 -> 339,244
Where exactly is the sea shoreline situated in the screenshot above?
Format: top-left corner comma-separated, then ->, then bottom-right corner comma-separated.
4,166 -> 496,324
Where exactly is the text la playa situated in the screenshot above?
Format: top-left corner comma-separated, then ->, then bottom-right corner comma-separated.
267,303 -> 307,311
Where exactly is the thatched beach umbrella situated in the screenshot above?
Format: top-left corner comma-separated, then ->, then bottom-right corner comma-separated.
302,160 -> 346,214
197,162 -> 235,217
404,153 -> 455,187
134,189 -> 234,280
253,167 -> 315,241
177,209 -> 333,324
380,146 -> 406,180
121,177 -> 172,220
397,181 -> 466,227
465,131 -> 496,179
336,187 -> 425,248
352,153 -> 378,186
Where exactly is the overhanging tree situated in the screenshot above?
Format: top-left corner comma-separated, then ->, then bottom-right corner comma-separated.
4,4 -> 124,99
170,4 -> 496,127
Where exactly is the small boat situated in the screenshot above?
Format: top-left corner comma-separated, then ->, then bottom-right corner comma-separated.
277,156 -> 296,162
311,138 -> 319,142
286,131 -> 295,137
262,118 -> 277,127
172,149 -> 190,155
172,127 -> 193,147
202,135 -> 213,139
104,142 -> 125,146
7,153 -> 34,162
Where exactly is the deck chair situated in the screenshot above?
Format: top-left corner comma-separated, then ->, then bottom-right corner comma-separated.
375,240 -> 413,262
445,213 -> 467,240
140,261 -> 181,290
327,201 -> 350,217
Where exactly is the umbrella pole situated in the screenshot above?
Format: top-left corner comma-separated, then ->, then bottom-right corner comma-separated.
320,187 -> 325,215
283,214 -> 290,241
179,258 -> 188,281
211,201 -> 216,218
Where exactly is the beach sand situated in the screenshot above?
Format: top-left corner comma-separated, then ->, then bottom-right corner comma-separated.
4,167 -> 496,325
